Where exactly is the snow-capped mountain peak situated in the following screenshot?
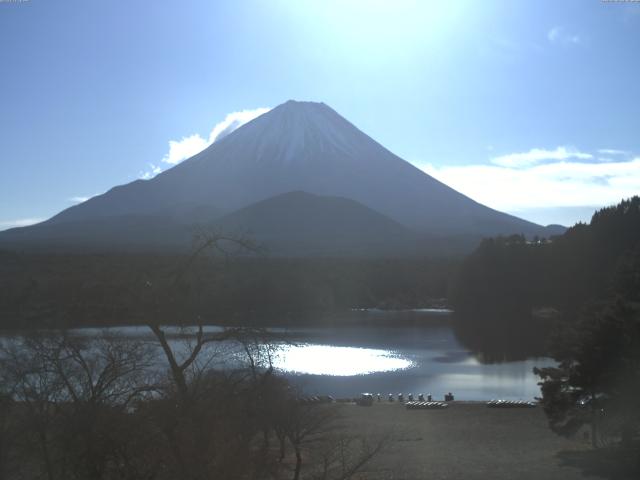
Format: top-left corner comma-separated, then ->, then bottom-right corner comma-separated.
196,100 -> 364,166
21,100 -> 552,241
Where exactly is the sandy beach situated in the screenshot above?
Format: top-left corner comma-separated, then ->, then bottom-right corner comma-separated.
335,402 -> 634,480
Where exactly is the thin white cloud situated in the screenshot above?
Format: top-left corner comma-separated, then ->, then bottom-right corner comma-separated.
208,108 -> 271,144
547,27 -> 561,42
68,194 -> 97,203
161,134 -> 209,166
491,146 -> 592,168
419,151 -> 640,213
139,163 -> 163,180
547,26 -> 580,45
160,107 -> 270,166
0,218 -> 44,230
598,148 -> 629,156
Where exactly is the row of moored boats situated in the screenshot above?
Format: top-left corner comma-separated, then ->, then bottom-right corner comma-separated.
405,401 -> 449,410
486,399 -> 536,408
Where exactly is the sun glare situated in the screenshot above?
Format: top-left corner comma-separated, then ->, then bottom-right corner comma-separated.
282,0 -> 471,66
274,344 -> 414,376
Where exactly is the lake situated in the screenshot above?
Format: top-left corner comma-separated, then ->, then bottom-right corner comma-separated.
55,309 -> 553,401
273,312 -> 553,401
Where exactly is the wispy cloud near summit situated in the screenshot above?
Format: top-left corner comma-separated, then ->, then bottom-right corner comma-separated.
137,107 -> 270,180
160,107 -> 270,166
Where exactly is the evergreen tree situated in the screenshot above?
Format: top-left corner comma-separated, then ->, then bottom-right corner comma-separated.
535,245 -> 640,448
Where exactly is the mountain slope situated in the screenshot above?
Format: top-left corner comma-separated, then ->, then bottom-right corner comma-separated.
0,192 -> 420,256
0,100 -> 562,254
42,101 -> 550,235
0,204 -> 222,252
214,191 -> 420,256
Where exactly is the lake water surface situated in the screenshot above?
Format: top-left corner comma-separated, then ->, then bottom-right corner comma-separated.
273,321 -> 553,400
58,310 -> 553,401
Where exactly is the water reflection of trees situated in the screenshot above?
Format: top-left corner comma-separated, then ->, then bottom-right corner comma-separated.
452,312 -> 551,363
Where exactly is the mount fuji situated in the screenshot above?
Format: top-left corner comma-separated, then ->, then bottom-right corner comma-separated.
0,100 -> 562,255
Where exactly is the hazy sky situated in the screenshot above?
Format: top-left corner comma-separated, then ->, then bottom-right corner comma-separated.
1,0 -> 639,230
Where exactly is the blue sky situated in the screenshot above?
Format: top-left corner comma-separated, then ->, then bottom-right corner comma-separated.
1,0 -> 639,230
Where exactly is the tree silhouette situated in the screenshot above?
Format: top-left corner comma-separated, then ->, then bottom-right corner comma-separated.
535,245 -> 640,449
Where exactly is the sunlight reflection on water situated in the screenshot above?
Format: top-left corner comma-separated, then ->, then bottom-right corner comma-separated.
274,344 -> 413,376
5,314 -> 554,399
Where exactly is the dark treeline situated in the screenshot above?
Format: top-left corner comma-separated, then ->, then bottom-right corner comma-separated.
451,196 -> 640,358
535,289 -> 640,453
0,252 -> 456,329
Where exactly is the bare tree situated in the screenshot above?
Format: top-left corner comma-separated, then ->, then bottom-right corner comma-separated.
0,331 -> 156,480
0,229 -> 388,480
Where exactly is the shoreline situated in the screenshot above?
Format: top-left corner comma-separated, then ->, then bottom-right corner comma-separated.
0,308 -> 454,333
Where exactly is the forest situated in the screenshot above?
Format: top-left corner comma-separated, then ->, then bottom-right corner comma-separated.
451,196 -> 640,358
0,250 -> 456,330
